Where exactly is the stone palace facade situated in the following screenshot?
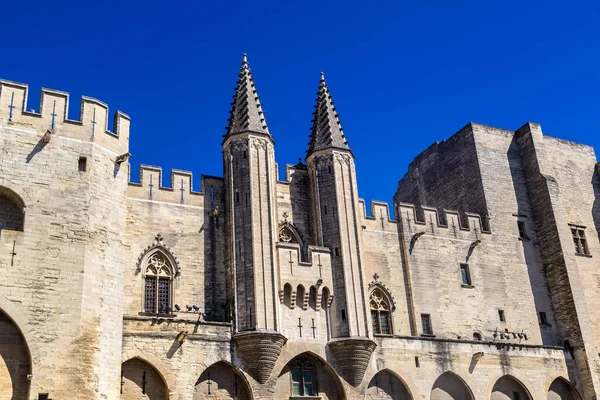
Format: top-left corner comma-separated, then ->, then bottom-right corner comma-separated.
0,55 -> 598,399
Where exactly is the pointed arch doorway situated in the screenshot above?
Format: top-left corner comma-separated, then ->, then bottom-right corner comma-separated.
0,309 -> 31,400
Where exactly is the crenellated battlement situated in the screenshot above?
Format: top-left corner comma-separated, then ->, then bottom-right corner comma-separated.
359,199 -> 397,230
0,79 -> 129,154
127,165 -> 224,207
396,202 -> 491,235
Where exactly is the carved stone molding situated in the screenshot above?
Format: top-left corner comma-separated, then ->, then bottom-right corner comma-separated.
313,154 -> 333,168
368,275 -> 397,312
251,137 -> 267,150
233,330 -> 287,384
136,234 -> 181,277
328,337 -> 376,387
230,138 -> 249,152
334,152 -> 352,165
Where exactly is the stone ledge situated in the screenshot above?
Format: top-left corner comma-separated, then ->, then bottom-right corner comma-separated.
375,334 -> 564,350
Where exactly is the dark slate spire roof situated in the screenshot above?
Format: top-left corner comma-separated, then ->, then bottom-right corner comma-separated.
307,72 -> 350,155
225,54 -> 270,137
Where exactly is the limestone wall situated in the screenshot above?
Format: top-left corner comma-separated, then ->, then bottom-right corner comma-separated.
0,116 -> 129,398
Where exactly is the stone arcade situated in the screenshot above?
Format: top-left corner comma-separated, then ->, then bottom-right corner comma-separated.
0,55 -> 598,399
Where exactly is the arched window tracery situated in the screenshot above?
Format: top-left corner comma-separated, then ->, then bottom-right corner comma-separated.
143,250 -> 175,315
370,287 -> 392,335
279,225 -> 299,244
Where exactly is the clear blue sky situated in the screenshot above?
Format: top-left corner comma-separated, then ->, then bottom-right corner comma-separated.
2,0 -> 599,212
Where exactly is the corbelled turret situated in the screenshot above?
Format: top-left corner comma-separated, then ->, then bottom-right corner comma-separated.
305,72 -> 375,387
223,54 -> 286,385
225,54 -> 270,138
307,72 -> 350,156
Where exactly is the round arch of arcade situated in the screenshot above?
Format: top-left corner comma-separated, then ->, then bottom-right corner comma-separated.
486,373 -> 533,400
274,350 -> 346,400
430,370 -> 475,400
0,303 -> 33,400
193,359 -> 254,400
545,376 -> 583,400
0,298 -> 37,368
365,368 -> 416,400
121,350 -> 175,392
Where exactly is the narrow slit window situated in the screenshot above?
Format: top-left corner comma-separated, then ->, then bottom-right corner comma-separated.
78,156 -> 87,172
517,220 -> 528,239
460,263 -> 471,286
498,309 -> 506,322
421,314 -> 433,335
539,311 -> 548,325
341,309 -> 346,320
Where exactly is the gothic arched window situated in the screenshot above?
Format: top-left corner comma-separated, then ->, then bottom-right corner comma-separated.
143,251 -> 174,315
279,226 -> 299,244
370,287 -> 392,335
290,358 -> 315,396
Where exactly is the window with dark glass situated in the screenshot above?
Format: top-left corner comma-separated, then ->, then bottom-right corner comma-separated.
421,314 -> 433,335
498,309 -> 506,322
290,358 -> 315,396
460,263 -> 472,286
539,311 -> 548,325
570,225 -> 590,255
370,288 -> 392,334
517,220 -> 528,239
143,252 -> 174,314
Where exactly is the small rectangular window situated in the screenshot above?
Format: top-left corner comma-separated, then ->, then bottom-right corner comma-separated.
334,247 -> 340,257
235,192 -> 240,204
341,309 -> 346,320
38,395 -> 49,400
78,156 -> 87,172
421,314 -> 433,335
539,311 -> 548,325
517,221 -> 528,239
460,263 -> 471,286
415,356 -> 420,368
498,309 -> 506,322
570,225 -> 590,255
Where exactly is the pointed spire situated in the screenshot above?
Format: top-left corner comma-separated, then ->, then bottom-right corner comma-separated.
307,72 -> 350,155
225,53 -> 271,137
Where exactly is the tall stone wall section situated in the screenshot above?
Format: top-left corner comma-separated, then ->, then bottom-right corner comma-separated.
397,123 -> 488,223
0,77 -> 130,399
514,123 -> 600,397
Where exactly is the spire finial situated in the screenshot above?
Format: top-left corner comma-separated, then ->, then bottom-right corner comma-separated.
307,73 -> 350,156
225,54 -> 271,138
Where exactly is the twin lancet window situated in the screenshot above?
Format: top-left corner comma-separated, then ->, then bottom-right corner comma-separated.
143,251 -> 174,314
291,358 -> 315,396
370,288 -> 392,335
